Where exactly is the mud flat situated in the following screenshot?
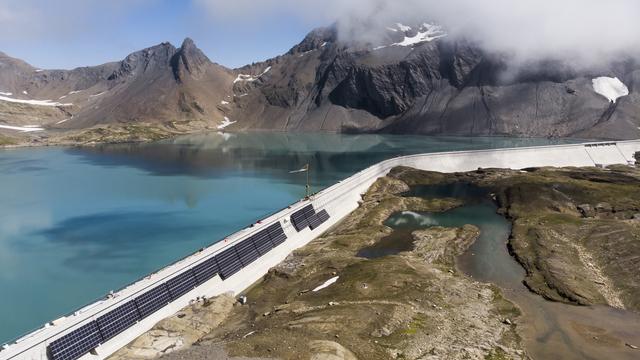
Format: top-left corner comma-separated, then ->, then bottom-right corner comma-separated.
111,165 -> 640,359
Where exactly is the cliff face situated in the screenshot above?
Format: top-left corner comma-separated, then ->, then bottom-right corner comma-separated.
1,25 -> 640,141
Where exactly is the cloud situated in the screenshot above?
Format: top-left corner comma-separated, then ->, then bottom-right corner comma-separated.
196,0 -> 640,68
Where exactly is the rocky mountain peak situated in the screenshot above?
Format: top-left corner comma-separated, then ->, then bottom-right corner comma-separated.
288,26 -> 337,54
107,42 -> 177,81
172,37 -> 212,82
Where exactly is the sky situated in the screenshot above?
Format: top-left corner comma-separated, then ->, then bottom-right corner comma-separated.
1,0 -> 639,71
0,0 -> 325,70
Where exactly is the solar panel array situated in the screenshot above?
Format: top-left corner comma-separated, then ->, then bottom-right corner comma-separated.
215,247 -> 243,279
291,204 -> 330,231
46,221 -> 290,360
48,322 -> 102,360
267,222 -> 287,246
96,300 -> 139,341
235,237 -> 260,266
135,285 -> 172,319
166,270 -> 197,300
192,258 -> 218,285
252,230 -> 273,255
309,209 -> 330,230
291,204 -> 314,231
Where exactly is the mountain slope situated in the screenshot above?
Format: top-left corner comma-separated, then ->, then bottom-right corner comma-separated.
0,38 -> 235,138
1,27 -> 639,143
223,24 -> 640,139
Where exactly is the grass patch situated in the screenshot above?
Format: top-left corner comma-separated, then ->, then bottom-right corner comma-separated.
402,313 -> 428,335
0,134 -> 17,146
484,347 -> 509,360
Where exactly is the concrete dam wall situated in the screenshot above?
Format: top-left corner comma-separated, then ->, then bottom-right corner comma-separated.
2,140 -> 639,360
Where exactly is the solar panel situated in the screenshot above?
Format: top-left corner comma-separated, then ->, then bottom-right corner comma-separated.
266,222 -> 285,237
269,232 -> 287,246
291,204 -> 314,231
235,238 -> 260,266
308,213 -> 323,230
166,269 -> 197,299
192,257 -> 219,285
251,231 -> 273,255
96,300 -> 140,342
48,321 -> 102,360
267,222 -> 287,246
135,284 -> 171,319
215,247 -> 243,280
302,204 -> 316,219
317,209 -> 330,223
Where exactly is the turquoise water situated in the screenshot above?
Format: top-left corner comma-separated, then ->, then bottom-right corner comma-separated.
0,132 -> 577,343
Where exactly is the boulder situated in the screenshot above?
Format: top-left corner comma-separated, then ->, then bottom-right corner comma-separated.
577,204 -> 596,217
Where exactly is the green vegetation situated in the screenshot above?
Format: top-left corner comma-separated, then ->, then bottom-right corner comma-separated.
0,134 -> 17,146
64,124 -> 173,144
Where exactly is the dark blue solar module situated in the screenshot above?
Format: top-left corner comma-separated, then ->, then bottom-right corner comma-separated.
251,231 -> 273,255
166,270 -> 197,299
192,257 -> 219,285
266,222 -> 287,246
235,238 -> 260,266
266,223 -> 285,244
291,204 -> 314,231
317,209 -> 330,223
308,213 -> 323,230
48,321 -> 102,360
302,204 -> 315,219
309,209 -> 330,230
96,300 -> 140,342
215,247 -> 243,280
134,285 -> 171,319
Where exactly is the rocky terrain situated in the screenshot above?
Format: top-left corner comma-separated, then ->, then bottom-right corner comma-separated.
2,22 -> 640,146
391,164 -> 640,312
110,173 -> 524,360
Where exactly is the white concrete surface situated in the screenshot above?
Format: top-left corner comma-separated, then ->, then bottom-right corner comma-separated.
1,139 -> 639,360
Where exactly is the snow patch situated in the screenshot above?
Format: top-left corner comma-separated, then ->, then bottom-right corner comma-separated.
321,42 -> 328,47
22,91 -> 28,95
386,27 -> 399,32
233,66 -> 272,84
313,276 -> 339,292
0,92 -> 12,96
592,77 -> 629,103
0,124 -> 44,132
56,117 -> 72,124
217,116 -> 236,130
89,91 -> 107,98
68,90 -> 82,95
220,100 -> 230,105
35,69 -> 43,72
299,50 -> 315,57
392,23 -> 446,47
0,95 -> 72,107
396,23 -> 412,32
